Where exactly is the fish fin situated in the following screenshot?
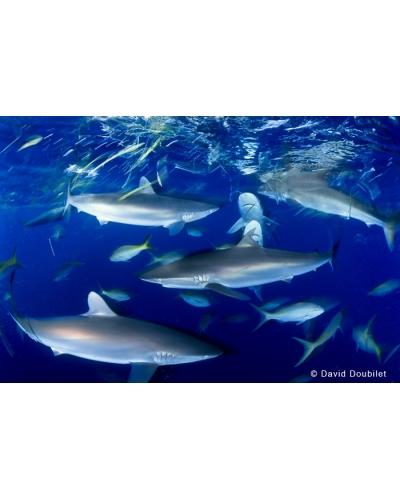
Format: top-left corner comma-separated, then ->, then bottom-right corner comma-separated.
292,337 -> 316,367
251,304 -> 270,331
383,219 -> 398,251
205,283 -> 250,300
139,177 -> 156,195
128,363 -> 158,383
236,228 -> 259,247
227,217 -> 245,234
51,347 -> 65,356
249,285 -> 263,301
281,276 -> 293,283
82,292 -> 117,317
165,221 -> 185,235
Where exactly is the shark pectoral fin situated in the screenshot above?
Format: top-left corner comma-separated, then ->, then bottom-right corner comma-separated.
165,221 -> 185,235
97,218 -> 109,225
281,276 -> 293,283
128,363 -> 159,383
227,217 -> 245,234
205,283 -> 250,300
51,347 -> 65,356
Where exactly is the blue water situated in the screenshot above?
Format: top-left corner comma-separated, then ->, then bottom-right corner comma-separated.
1,116 -> 400,382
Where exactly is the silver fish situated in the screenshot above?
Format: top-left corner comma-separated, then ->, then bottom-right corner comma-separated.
368,279 -> 400,296
252,302 -> 325,331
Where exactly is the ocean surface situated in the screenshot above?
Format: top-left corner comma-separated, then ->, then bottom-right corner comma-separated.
1,116 -> 400,383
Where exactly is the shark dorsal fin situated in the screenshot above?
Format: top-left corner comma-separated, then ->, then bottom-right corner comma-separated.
139,177 -> 156,195
83,292 -> 117,317
236,228 -> 259,248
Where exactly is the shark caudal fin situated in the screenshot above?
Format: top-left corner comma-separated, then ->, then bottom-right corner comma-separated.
383,218 -> 399,251
292,337 -> 317,367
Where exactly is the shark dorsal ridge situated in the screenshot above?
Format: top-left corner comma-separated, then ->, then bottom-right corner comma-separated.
236,228 -> 259,248
83,292 -> 118,317
139,177 -> 156,195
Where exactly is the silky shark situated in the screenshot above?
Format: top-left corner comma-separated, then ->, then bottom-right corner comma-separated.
10,290 -> 222,382
139,229 -> 337,301
65,177 -> 219,235
258,168 -> 398,250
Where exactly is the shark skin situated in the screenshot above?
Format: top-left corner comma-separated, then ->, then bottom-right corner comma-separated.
66,177 -> 219,235
258,168 -> 399,251
138,229 -> 336,301
12,292 -> 222,382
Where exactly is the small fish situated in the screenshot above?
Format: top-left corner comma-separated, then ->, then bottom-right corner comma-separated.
54,260 -> 83,281
187,226 -> 203,237
252,302 -> 325,331
0,247 -> 23,280
23,206 -> 65,227
51,225 -> 67,241
368,279 -> 400,297
110,235 -> 154,262
218,313 -> 249,325
177,292 -> 211,307
199,311 -> 217,333
98,283 -> 131,302
146,251 -> 185,267
17,135 -> 43,151
352,315 -> 382,362
292,310 -> 343,367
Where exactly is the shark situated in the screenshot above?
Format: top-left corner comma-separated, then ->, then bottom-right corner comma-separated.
258,168 -> 399,250
139,229 -> 338,301
10,290 -> 222,382
65,176 -> 219,235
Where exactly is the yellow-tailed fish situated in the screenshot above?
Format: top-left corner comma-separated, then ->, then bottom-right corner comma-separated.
367,279 -> 400,296
98,283 -> 131,302
17,135 -> 43,151
292,310 -> 343,367
109,235 -> 154,262
0,247 -> 24,280
54,260 -> 83,281
352,315 -> 382,362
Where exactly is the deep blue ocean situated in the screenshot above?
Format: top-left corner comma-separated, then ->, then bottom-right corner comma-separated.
1,116 -> 400,383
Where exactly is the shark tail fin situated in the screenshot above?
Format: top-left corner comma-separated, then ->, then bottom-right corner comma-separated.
251,304 -> 271,331
292,337 -> 316,367
383,218 -> 399,252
